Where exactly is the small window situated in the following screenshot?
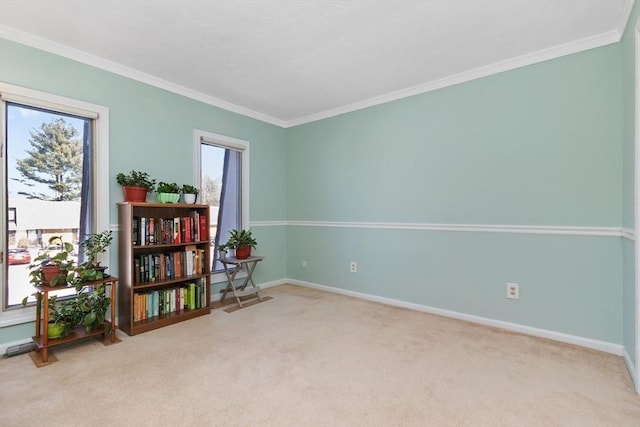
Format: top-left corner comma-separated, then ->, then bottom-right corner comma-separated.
195,130 -> 249,278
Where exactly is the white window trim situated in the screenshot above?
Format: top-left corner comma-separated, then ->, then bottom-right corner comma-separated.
193,129 -> 250,285
0,82 -> 109,325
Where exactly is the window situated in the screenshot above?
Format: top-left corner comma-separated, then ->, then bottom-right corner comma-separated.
194,130 -> 249,279
0,83 -> 109,315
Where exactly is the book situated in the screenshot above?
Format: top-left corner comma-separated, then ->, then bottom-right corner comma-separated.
140,217 -> 147,245
148,218 -> 155,244
190,211 -> 199,241
183,216 -> 191,243
173,217 -> 181,243
132,216 -> 140,245
189,282 -> 196,310
185,245 -> 196,275
134,258 -> 141,284
199,215 -> 207,241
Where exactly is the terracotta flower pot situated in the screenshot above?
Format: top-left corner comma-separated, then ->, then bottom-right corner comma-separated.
122,186 -> 148,202
235,246 -> 251,259
41,265 -> 62,286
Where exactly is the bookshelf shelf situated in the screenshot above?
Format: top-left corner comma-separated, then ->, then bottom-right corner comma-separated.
117,202 -> 211,336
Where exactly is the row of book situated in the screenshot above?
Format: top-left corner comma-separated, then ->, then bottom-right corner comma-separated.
132,211 -> 207,246
134,246 -> 207,284
133,281 -> 207,322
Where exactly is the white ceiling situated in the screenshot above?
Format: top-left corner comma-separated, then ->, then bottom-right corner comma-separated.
0,0 -> 634,127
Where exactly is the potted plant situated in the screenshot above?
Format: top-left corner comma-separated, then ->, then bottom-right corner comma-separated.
28,235 -> 76,287
156,181 -> 180,203
21,294 -> 78,339
181,184 -> 199,204
66,285 -> 110,333
116,170 -> 156,202
79,230 -> 113,274
218,243 -> 228,259
225,229 -> 257,259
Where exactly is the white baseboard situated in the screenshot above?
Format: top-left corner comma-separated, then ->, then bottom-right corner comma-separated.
285,279 -> 625,357
622,348 -> 639,393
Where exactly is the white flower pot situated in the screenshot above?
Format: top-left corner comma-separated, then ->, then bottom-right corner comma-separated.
183,193 -> 197,204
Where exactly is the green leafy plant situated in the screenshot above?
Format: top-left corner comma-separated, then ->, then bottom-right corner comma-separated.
79,230 -> 112,269
66,285 -> 110,333
224,229 -> 257,249
157,181 -> 180,193
21,294 -> 79,339
116,170 -> 156,191
181,184 -> 199,195
27,235 -> 76,287
22,286 -> 110,336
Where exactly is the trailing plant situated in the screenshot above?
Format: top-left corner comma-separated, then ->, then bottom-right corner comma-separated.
22,286 -> 110,336
66,285 -> 110,333
116,170 -> 156,191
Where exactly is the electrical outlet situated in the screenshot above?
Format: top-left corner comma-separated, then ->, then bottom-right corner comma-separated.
301,260 -> 307,267
506,282 -> 519,300
350,261 -> 357,273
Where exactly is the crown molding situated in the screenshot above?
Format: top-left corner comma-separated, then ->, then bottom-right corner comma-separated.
0,25 -> 287,128
620,0 -> 636,34
0,18 -> 628,129
284,29 -> 622,127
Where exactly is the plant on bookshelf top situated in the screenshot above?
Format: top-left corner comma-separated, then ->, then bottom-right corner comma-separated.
117,170 -> 156,202
181,184 -> 199,204
28,235 -> 76,287
157,181 -> 180,203
224,229 -> 257,259
181,184 -> 198,194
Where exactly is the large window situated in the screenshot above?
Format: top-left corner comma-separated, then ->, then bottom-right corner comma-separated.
0,84 -> 109,314
194,130 -> 249,278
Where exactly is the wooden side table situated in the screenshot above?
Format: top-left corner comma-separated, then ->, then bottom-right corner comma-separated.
33,277 -> 118,363
219,256 -> 264,308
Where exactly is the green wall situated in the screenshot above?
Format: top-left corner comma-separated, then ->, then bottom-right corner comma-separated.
0,22 -> 635,356
0,38 -> 288,344
622,1 -> 639,376
287,44 -> 625,343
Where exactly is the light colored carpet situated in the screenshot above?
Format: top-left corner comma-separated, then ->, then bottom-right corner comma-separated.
1,284 -> 638,426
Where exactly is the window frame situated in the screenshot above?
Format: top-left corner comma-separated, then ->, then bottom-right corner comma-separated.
0,83 -> 109,324
193,129 -> 249,284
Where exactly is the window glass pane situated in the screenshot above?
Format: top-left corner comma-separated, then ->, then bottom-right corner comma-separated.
5,103 -> 90,306
200,142 -> 241,273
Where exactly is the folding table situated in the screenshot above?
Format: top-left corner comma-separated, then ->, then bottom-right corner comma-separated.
219,256 -> 264,307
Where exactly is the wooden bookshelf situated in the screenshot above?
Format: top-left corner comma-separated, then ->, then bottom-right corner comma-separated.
117,202 -> 211,336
